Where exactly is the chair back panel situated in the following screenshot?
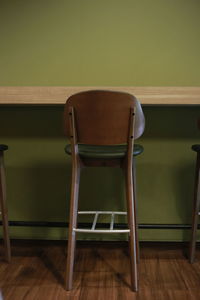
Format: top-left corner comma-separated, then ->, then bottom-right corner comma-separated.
64,90 -> 145,145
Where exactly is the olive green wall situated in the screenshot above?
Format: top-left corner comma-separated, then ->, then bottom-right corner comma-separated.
1,106 -> 200,241
0,0 -> 200,241
1,0 -> 200,85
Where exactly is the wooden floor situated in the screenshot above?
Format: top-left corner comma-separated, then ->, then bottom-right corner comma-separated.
0,240 -> 200,300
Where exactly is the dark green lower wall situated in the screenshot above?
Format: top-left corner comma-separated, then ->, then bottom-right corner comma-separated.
0,105 -> 200,241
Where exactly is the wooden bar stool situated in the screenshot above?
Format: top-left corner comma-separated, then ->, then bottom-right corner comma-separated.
189,144 -> 200,263
63,90 -> 145,291
0,144 -> 11,262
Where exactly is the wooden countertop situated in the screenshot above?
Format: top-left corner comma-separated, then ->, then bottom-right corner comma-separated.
0,86 -> 200,105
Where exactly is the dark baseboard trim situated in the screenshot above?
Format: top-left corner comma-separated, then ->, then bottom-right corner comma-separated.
0,220 -> 195,230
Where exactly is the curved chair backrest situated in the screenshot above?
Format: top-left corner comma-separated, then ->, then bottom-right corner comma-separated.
64,90 -> 145,145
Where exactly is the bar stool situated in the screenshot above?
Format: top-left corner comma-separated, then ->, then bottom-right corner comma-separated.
63,90 -> 145,291
189,144 -> 200,263
0,144 -> 11,262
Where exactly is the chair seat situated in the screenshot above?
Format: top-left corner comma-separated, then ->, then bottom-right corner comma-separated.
0,144 -> 8,151
192,145 -> 200,153
65,144 -> 143,158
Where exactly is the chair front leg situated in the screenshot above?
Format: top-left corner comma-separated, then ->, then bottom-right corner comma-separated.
65,161 -> 81,290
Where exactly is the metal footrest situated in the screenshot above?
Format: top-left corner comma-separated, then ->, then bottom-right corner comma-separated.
74,211 -> 130,233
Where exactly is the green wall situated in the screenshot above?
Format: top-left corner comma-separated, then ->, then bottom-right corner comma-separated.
1,0 -> 200,85
1,106 -> 200,241
0,0 -> 200,241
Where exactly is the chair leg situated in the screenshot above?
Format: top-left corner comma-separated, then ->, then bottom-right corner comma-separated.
133,157 -> 139,265
0,152 -> 11,263
65,162 -> 81,290
125,163 -> 138,292
189,153 -> 200,263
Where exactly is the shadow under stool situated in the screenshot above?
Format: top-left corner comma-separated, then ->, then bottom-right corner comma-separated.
63,90 -> 145,291
189,144 -> 200,263
0,144 -> 11,262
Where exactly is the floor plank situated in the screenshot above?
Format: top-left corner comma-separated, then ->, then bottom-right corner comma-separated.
0,240 -> 200,300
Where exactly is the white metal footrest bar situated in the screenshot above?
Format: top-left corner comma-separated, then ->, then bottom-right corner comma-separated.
74,211 -> 130,233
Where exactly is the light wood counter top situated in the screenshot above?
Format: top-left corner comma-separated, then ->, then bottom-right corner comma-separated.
0,86 -> 200,105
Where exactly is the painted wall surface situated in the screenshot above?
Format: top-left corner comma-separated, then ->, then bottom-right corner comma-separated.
0,0 -> 200,240
1,0 -> 200,86
1,106 -> 199,241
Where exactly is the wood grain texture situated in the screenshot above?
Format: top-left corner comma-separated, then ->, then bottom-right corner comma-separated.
65,107 -> 81,290
1,241 -> 200,300
0,86 -> 200,105
64,90 -> 145,144
189,151 -> 200,263
64,93 -> 144,290
123,107 -> 138,291
0,152 -> 11,263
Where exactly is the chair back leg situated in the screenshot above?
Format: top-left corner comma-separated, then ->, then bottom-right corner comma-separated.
133,157 -> 140,265
189,152 -> 200,263
121,108 -> 138,291
124,160 -> 138,291
0,151 -> 11,262
65,160 -> 81,290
